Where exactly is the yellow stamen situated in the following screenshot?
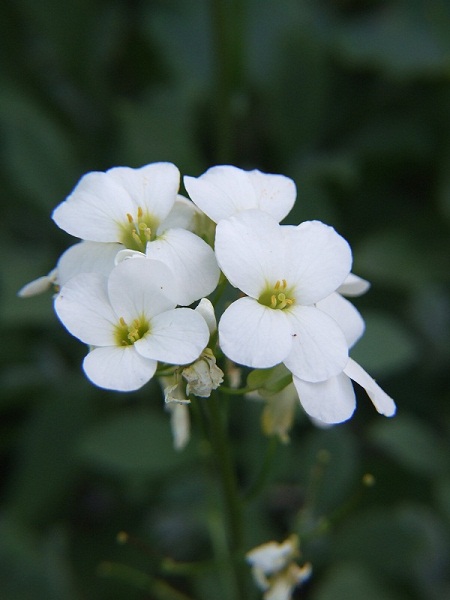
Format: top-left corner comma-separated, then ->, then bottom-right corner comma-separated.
126,213 -> 133,223
131,229 -> 144,248
137,206 -> 143,218
270,294 -> 277,308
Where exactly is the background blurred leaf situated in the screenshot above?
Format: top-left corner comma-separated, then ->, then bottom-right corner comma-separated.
77,409 -> 194,478
351,311 -> 419,376
368,414 -> 449,477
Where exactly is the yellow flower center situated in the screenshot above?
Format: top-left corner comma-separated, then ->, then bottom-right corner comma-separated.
258,279 -> 295,310
115,315 -> 150,346
119,206 -> 158,251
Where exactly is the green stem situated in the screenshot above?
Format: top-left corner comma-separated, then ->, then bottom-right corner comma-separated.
243,436 -> 278,502
203,391 -> 247,600
211,0 -> 245,163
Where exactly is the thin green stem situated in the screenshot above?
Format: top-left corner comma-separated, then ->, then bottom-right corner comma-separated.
243,436 -> 278,502
204,391 -> 247,599
211,0 -> 246,162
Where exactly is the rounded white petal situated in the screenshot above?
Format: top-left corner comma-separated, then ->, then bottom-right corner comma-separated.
136,308 -> 209,364
57,241 -> 122,287
54,273 -> 116,346
283,306 -> 348,382
344,358 -> 396,416
108,258 -> 178,322
145,228 -> 220,305
157,195 -> 200,233
195,298 -> 217,334
185,166 -> 296,223
316,292 -> 365,348
83,345 -> 157,391
338,273 -> 371,297
52,171 -> 134,241
247,169 -> 296,222
218,297 -> 292,368
215,210 -> 284,298
284,221 -> 352,305
184,165 -> 258,223
293,372 -> 356,424
107,162 -> 180,224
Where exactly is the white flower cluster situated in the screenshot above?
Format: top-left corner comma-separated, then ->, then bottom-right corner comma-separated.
20,162 -> 396,425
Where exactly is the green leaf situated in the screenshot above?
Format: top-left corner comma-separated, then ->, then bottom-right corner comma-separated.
114,88 -> 202,173
246,364 -> 292,394
5,384 -> 96,524
0,89 -> 80,211
333,504 -> 448,588
351,311 -> 418,376
313,562 -> 399,600
336,2 -> 450,79
368,414 -> 449,477
77,409 -> 193,478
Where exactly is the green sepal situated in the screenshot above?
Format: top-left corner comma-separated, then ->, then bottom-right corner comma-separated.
246,363 -> 292,394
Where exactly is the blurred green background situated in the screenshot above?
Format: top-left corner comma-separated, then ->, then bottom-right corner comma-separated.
1,0 -> 450,599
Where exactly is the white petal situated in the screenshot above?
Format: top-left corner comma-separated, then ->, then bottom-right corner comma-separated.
18,272 -> 57,297
293,372 -> 356,424
52,171 -> 134,241
184,165 -> 258,222
247,169 -> 296,222
83,345 -> 157,391
338,273 -> 371,297
283,306 -> 348,382
107,258 -> 178,321
284,221 -> 352,305
145,228 -> 220,305
316,292 -> 365,348
107,162 -> 180,224
157,195 -> 200,233
215,210 -> 284,298
54,273 -> 116,346
136,308 -> 209,364
195,298 -> 217,334
57,241 -> 122,287
344,358 -> 396,417
218,297 -> 292,368
168,402 -> 190,450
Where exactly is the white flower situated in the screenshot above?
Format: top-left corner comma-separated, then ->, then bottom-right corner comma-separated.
52,162 -> 220,305
246,535 -> 311,600
18,241 -> 121,298
293,290 -> 396,424
54,258 -> 209,391
182,348 -> 224,397
184,165 -> 296,223
215,209 -> 352,383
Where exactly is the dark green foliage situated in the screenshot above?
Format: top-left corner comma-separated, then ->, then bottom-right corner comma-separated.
1,1 -> 449,598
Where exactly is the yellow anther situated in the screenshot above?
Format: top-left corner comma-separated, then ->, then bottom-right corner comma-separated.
131,229 -> 144,248
270,294 -> 277,308
126,213 -> 133,223
282,279 -> 287,289
144,227 -> 151,241
137,206 -> 143,218
275,280 -> 281,290
119,317 -> 127,327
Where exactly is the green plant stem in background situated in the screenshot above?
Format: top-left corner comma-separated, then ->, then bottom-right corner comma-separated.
211,0 -> 245,163
201,391 -> 248,600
